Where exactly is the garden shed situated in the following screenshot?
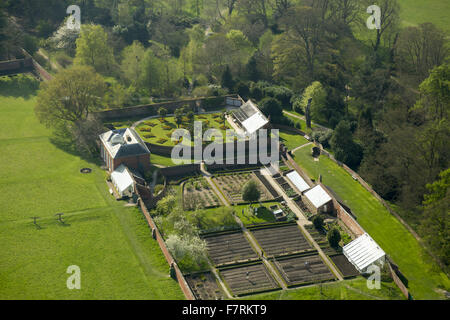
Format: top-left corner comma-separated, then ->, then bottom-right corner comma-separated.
343,233 -> 386,274
302,185 -> 333,214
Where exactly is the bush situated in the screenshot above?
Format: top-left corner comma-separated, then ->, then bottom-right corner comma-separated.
327,227 -> 341,248
154,184 -> 164,195
313,215 -> 324,230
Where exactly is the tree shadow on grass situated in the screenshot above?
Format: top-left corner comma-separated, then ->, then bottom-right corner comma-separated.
0,74 -> 40,99
49,129 -> 103,167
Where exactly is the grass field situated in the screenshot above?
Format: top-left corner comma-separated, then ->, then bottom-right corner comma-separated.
0,81 -> 184,299
292,147 -> 450,299
247,277 -> 404,300
400,0 -> 450,32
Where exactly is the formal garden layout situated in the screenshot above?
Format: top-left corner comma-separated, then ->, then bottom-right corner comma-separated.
1,0 -> 448,302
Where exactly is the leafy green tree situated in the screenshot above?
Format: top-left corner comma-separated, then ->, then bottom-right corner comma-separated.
313,215 -> 324,230
327,227 -> 341,248
174,107 -> 184,128
35,65 -> 106,127
158,107 -> 168,121
75,24 -> 115,75
242,180 -> 261,207
221,65 -> 235,91
330,120 -> 363,169
121,41 -> 146,86
259,97 -> 283,122
419,169 -> 450,266
301,81 -> 327,124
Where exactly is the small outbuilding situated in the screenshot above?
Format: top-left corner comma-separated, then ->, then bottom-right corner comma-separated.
343,233 -> 386,274
302,185 -> 333,214
110,164 -> 136,198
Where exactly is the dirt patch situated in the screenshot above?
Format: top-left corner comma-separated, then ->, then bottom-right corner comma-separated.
250,224 -> 313,257
219,263 -> 280,296
330,254 -> 359,278
185,272 -> 225,300
203,231 -> 258,266
273,253 -> 335,287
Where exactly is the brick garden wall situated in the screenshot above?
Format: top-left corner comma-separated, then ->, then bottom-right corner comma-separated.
137,198 -> 195,300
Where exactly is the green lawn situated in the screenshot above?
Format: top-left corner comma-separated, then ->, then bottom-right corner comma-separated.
247,277 -> 405,300
292,147 -> 450,299
0,84 -> 184,299
279,130 -> 310,151
400,0 -> 450,32
233,202 -> 279,226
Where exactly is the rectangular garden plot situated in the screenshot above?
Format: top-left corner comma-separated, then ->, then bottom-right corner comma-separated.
219,263 -> 280,296
272,253 -> 335,287
250,224 -> 313,257
212,172 -> 276,204
183,177 -> 222,210
185,272 -> 225,300
203,231 -> 258,266
329,254 -> 359,278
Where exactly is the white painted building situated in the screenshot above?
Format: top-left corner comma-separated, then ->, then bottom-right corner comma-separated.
286,171 -> 311,193
110,164 -> 135,197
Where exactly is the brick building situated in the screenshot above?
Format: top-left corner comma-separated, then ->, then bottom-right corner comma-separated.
99,128 -> 151,174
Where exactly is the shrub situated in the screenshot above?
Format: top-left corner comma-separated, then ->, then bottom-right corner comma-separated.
162,124 -> 172,130
313,215 -> 324,230
327,227 -> 341,248
154,184 -> 164,195
156,138 -> 168,144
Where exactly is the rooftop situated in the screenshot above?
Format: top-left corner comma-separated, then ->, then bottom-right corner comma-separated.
232,100 -> 269,135
304,185 -> 332,208
99,127 -> 150,159
286,171 -> 311,193
343,233 -> 386,273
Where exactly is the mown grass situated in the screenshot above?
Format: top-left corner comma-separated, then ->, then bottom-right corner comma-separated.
400,0 -> 450,32
292,147 -> 450,299
0,82 -> 184,299
247,277 -> 405,300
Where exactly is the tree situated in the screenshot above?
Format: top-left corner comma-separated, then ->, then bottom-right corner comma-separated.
121,41 -> 146,86
300,81 -> 327,124
414,64 -> 450,122
158,107 -> 168,121
35,65 -> 106,128
75,24 -> 115,75
174,107 -> 184,128
221,65 -> 235,91
367,0 -> 400,52
396,23 -> 448,82
313,215 -> 324,230
259,97 -> 283,122
330,120 -> 363,169
419,169 -> 450,266
327,227 -> 341,247
242,180 -> 261,207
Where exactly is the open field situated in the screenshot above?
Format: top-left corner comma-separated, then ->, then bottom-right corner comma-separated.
0,83 -> 184,299
246,277 -> 405,300
293,147 -> 450,299
400,0 -> 450,32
